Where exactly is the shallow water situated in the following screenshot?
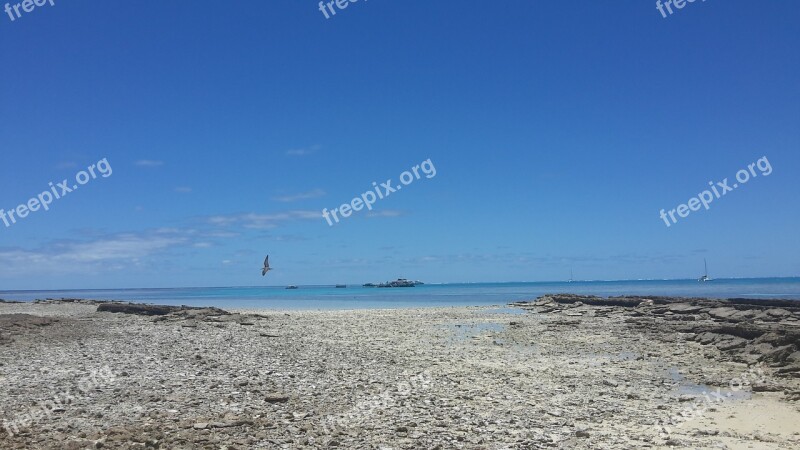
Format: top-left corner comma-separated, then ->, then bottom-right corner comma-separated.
448,322 -> 507,342
667,367 -> 751,401
2,278 -> 799,310
482,307 -> 527,315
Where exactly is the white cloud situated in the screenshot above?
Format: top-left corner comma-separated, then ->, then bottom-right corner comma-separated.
272,189 -> 325,202
207,210 -> 321,230
55,162 -> 78,170
286,144 -> 320,156
0,231 -> 187,276
366,210 -> 406,218
205,230 -> 240,238
134,160 -> 164,167
175,186 -> 192,193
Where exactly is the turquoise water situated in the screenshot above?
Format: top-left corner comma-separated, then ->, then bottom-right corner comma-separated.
1,278 -> 799,310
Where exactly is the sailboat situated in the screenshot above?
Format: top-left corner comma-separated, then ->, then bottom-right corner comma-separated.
698,258 -> 712,282
568,269 -> 574,283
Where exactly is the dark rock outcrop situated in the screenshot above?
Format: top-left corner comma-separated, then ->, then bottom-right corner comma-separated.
97,303 -> 230,317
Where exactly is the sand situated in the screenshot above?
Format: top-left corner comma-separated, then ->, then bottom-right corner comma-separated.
0,298 -> 799,449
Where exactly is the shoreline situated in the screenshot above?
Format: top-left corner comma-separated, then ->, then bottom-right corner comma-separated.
1,295 -> 799,448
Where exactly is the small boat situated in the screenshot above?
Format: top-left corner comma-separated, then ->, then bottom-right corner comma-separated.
285,285 -> 298,290
698,259 -> 712,282
335,284 -> 347,288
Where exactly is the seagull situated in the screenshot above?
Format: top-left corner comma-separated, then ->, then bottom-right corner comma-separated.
261,255 -> 272,276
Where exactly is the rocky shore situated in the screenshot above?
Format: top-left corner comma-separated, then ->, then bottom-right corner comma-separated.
511,294 -> 800,387
1,296 -> 799,449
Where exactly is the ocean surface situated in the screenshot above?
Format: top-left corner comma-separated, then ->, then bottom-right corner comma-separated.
1,278 -> 799,310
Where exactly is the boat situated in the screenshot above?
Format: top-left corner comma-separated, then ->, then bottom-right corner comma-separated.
363,283 -> 377,287
698,259 -> 712,282
285,285 -> 298,290
335,284 -> 347,288
377,278 -> 416,288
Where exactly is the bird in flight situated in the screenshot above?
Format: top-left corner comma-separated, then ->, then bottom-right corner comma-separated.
262,255 -> 272,276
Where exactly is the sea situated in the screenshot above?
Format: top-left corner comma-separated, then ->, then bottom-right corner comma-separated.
1,278 -> 799,310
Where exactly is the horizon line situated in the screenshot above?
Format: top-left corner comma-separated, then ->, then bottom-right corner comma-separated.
2,276 -> 799,293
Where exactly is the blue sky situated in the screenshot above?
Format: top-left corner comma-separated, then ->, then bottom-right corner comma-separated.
0,0 -> 798,289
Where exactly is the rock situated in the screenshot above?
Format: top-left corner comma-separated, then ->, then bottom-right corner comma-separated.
547,294 -> 640,307
708,307 -> 740,321
761,345 -> 797,364
97,303 -> 230,317
751,383 -> 784,392
97,303 -> 179,316
696,332 -> 722,345
193,423 -> 208,430
776,364 -> 800,375
747,343 -> 775,355
717,337 -> 748,351
207,419 -> 253,428
265,394 -> 290,403
667,304 -> 705,314
766,309 -> 793,320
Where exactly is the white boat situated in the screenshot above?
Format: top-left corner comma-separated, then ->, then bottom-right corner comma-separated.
698,259 -> 712,282
377,278 -> 417,288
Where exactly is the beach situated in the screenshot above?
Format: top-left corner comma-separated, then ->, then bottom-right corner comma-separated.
1,296 -> 799,449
